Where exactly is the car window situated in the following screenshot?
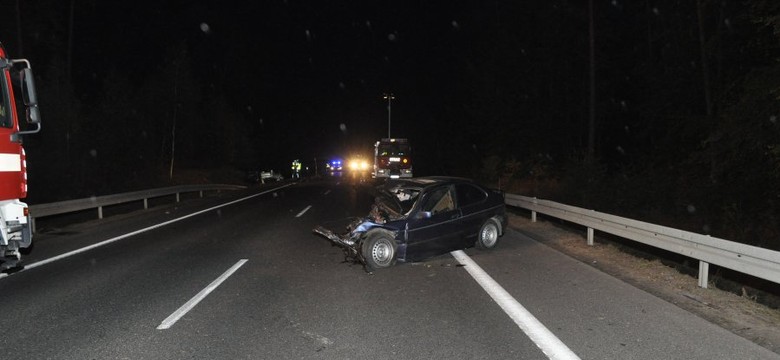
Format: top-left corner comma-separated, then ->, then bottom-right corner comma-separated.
420,185 -> 456,214
456,184 -> 487,207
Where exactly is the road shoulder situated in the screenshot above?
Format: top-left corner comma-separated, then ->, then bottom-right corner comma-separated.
508,214 -> 780,355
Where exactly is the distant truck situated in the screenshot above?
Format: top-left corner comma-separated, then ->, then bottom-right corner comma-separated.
373,138 -> 412,179
0,42 -> 42,271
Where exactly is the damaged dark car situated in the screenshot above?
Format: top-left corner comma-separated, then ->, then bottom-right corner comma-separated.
313,177 -> 508,271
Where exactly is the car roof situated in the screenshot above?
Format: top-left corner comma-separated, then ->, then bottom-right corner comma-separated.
382,176 -> 479,189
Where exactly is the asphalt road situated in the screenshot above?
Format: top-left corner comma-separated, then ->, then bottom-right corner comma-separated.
0,180 -> 777,360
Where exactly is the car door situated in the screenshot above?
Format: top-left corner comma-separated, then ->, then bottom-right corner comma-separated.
405,184 -> 462,261
455,183 -> 490,246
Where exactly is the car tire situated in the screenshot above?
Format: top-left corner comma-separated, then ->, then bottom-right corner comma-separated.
361,231 -> 397,270
476,219 -> 500,249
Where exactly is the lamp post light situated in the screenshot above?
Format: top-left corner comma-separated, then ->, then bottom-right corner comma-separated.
383,93 -> 395,138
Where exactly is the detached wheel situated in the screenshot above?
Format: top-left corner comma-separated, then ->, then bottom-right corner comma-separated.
361,231 -> 397,270
476,219 -> 500,249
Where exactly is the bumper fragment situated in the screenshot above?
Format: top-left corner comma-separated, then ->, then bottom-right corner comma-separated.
313,225 -> 360,260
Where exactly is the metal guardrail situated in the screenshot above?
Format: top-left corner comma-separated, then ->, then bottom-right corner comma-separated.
28,184 -> 246,232
505,193 -> 780,288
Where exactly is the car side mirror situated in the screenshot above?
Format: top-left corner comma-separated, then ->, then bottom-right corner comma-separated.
16,65 -> 41,135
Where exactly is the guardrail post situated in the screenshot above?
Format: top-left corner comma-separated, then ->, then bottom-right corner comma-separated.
30,217 -> 36,233
199,190 -> 203,198
698,261 -> 709,289
587,227 -> 594,246
176,193 -> 180,202
531,210 -> 537,222
98,206 -> 103,219
144,198 -> 148,210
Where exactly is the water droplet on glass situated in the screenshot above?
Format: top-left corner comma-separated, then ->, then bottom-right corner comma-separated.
687,204 -> 696,213
200,23 -> 211,34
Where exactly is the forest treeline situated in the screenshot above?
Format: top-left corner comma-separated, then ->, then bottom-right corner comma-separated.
432,1 -> 780,251
1,1 -> 780,250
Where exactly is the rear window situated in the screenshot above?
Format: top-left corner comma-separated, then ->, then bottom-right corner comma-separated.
456,184 -> 487,207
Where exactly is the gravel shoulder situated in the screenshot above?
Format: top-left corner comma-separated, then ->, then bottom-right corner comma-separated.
508,213 -> 780,355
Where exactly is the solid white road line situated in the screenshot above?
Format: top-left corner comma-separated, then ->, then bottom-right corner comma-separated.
0,183 -> 294,280
157,259 -> 248,330
450,250 -> 581,360
295,205 -> 312,217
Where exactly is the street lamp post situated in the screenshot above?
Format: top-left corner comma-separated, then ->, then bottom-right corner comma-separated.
383,93 -> 395,138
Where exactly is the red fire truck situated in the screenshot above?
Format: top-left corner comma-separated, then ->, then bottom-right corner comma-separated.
373,138 -> 412,179
0,43 -> 41,271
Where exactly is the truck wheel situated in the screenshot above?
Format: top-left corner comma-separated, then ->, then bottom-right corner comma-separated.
361,231 -> 397,270
476,219 -> 500,249
20,241 -> 33,255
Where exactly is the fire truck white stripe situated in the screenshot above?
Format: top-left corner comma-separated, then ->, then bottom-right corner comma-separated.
0,153 -> 22,172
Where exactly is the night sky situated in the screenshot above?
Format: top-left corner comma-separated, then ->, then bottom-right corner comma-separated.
74,1 -> 482,161
4,2 -> 777,196
3,1 -> 595,178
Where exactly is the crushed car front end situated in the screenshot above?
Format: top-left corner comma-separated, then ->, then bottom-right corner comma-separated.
313,217 -> 403,270
313,184 -> 415,270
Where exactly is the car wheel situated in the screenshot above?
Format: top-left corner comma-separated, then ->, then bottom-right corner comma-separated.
362,231 -> 397,270
476,219 -> 500,249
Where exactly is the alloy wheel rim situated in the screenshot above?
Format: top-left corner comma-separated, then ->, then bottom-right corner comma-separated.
481,224 -> 498,246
